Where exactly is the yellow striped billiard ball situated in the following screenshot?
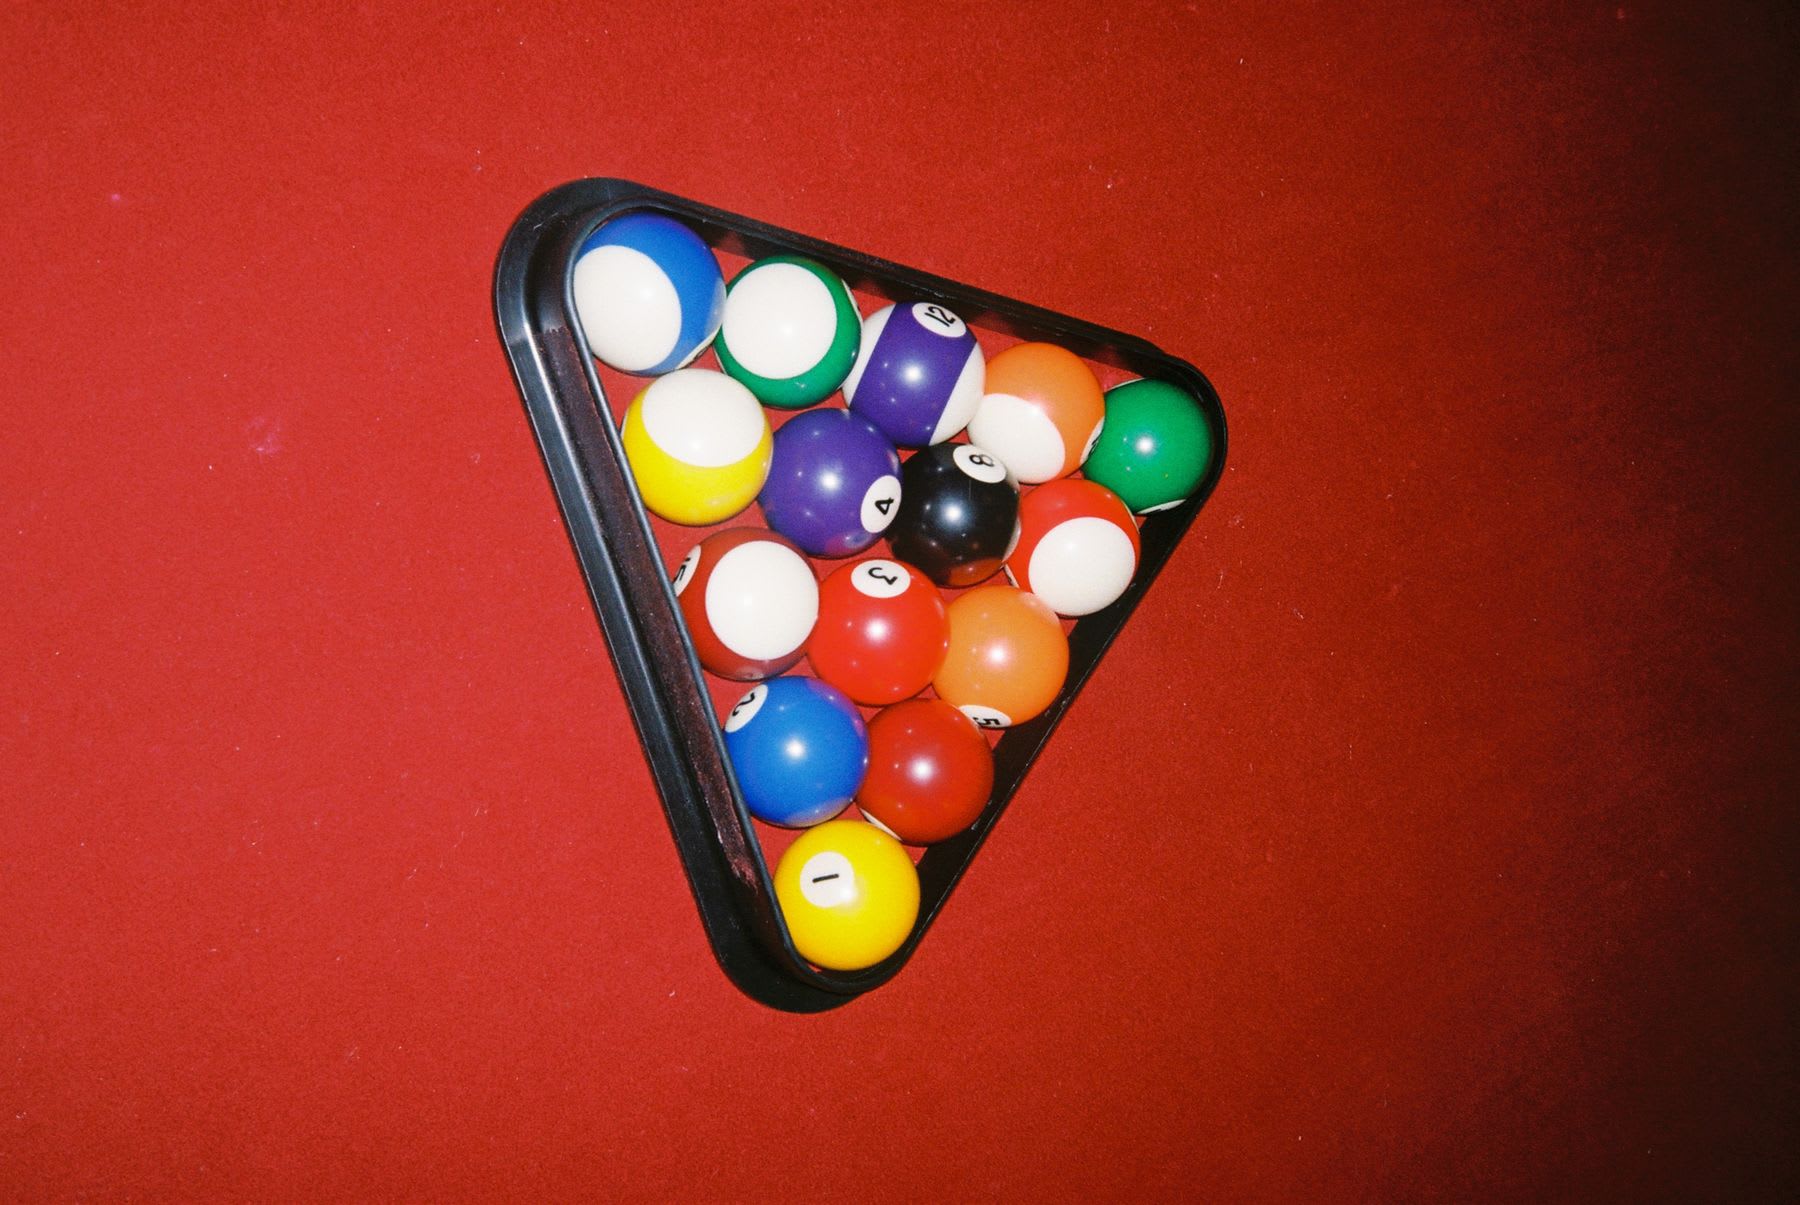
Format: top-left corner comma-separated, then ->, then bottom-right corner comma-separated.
621,367 -> 772,525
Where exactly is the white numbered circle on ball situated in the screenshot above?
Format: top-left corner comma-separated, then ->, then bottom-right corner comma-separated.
798,851 -> 857,908
952,443 -> 1008,484
959,704 -> 1013,730
724,683 -> 768,733
859,809 -> 900,840
859,475 -> 902,534
672,545 -> 702,596
852,559 -> 911,599
910,302 -> 967,338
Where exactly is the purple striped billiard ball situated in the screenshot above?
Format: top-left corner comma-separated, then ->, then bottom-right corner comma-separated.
843,301 -> 986,448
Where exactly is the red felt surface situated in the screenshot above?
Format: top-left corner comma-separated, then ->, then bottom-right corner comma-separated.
3,1 -> 1796,1199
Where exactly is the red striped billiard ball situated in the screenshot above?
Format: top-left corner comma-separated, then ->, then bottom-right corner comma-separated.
1005,478 -> 1141,617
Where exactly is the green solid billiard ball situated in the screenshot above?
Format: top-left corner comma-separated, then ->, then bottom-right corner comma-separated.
716,256 -> 862,409
1082,378 -> 1215,513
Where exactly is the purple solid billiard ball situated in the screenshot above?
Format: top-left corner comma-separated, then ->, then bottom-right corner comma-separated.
843,301 -> 986,448
758,409 -> 903,557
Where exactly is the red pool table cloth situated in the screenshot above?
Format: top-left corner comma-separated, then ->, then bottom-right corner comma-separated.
3,2 -> 1795,1199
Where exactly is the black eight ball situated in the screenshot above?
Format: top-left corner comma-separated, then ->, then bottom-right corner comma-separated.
887,442 -> 1021,587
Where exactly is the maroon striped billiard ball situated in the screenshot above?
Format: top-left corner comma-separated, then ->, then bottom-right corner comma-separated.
673,527 -> 818,680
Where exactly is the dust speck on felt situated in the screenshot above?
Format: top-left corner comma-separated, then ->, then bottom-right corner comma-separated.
246,416 -> 285,457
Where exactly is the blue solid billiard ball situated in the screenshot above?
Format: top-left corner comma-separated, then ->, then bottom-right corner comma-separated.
723,676 -> 869,828
843,301 -> 985,447
758,409 -> 902,558
571,212 -> 725,375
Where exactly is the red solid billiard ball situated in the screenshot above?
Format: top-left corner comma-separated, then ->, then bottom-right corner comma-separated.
932,585 -> 1069,730
673,527 -> 818,680
808,558 -> 950,705
1005,478 -> 1141,616
856,699 -> 995,845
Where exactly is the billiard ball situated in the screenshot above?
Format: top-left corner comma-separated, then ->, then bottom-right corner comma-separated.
723,677 -> 869,828
673,527 -> 818,680
885,442 -> 1021,588
807,558 -> 949,705
1005,478 -> 1141,616
856,699 -> 993,845
715,256 -> 862,409
932,585 -> 1068,730
622,368 -> 772,526
965,341 -> 1105,483
843,301 -> 985,447
571,212 -> 725,374
1082,378 -> 1217,513
757,409 -> 902,558
773,819 -> 920,971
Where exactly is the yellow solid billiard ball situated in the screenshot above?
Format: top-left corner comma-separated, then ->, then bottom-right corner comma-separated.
621,367 -> 772,525
773,820 -> 920,971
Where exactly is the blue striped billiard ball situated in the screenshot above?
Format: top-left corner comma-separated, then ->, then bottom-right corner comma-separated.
572,213 -> 725,375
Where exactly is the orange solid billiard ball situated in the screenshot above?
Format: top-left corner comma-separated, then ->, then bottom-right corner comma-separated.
931,585 -> 1069,730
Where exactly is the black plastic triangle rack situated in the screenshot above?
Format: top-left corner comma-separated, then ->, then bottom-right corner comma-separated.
494,178 -> 1227,1011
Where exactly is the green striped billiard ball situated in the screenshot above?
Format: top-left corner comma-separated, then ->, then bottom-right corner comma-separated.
716,255 -> 861,409
1082,378 -> 1215,514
